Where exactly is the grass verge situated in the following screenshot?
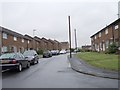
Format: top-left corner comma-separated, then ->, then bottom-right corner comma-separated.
76,52 -> 119,71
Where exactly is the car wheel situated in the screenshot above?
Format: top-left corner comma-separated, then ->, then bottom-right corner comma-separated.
33,61 -> 35,65
18,64 -> 22,72
36,60 -> 39,64
27,62 -> 30,68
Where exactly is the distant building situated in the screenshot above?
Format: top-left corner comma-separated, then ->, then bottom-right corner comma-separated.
91,18 -> 120,52
82,45 -> 91,51
61,42 -> 69,50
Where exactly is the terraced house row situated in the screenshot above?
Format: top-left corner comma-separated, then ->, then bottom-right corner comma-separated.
90,18 -> 120,52
0,26 -> 69,54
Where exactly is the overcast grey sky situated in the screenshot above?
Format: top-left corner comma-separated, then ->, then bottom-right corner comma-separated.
0,0 -> 119,48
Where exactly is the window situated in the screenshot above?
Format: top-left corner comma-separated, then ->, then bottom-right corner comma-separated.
2,46 -> 8,52
28,40 -> 30,44
115,25 -> 118,30
99,32 -> 101,37
95,35 -> 96,39
14,36 -> 17,41
105,28 -> 108,34
105,40 -> 109,49
3,33 -> 7,39
91,38 -> 93,41
22,39 -> 24,43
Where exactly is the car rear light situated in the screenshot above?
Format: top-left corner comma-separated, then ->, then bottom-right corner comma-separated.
12,60 -> 16,64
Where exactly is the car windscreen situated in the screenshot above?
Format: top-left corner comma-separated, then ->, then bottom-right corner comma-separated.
23,51 -> 36,56
0,53 -> 15,59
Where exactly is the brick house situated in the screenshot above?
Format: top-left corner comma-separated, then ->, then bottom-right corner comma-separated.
24,34 -> 34,50
61,42 -> 69,50
0,27 -> 28,53
54,40 -> 62,50
48,39 -> 56,50
41,38 -> 53,50
0,26 -> 70,54
34,36 -> 43,51
91,18 -> 120,52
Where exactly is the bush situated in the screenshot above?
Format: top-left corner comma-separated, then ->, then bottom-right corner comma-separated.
37,49 -> 43,55
106,43 -> 117,54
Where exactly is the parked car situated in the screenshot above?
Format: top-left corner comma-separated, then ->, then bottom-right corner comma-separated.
59,50 -> 67,54
43,50 -> 52,58
23,50 -> 39,65
51,50 -> 60,55
0,52 -> 30,72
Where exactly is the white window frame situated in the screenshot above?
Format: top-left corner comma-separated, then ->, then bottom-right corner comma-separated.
3,33 -> 7,39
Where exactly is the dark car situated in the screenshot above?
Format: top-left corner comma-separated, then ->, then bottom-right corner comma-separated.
23,50 -> 39,65
0,53 -> 30,72
43,50 -> 52,58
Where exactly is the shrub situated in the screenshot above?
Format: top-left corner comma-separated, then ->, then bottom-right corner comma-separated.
107,43 -> 117,54
37,49 -> 43,55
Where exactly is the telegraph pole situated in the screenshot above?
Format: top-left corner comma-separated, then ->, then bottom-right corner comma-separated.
68,16 -> 72,58
74,29 -> 77,53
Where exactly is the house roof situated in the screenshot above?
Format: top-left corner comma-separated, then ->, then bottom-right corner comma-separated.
90,18 -> 120,38
24,34 -> 33,40
48,39 -> 56,44
61,42 -> 69,44
41,37 -> 49,43
1,26 -> 24,38
34,36 -> 42,42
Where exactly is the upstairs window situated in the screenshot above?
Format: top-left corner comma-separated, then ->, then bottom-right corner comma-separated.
28,40 -> 30,44
95,35 -> 96,39
99,32 -> 101,37
115,25 -> 118,30
22,39 -> 24,43
105,28 -> 108,34
3,33 -> 7,39
14,36 -> 17,41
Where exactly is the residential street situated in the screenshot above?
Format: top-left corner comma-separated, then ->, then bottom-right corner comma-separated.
2,54 -> 118,88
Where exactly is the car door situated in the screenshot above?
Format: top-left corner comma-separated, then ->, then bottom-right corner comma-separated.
19,53 -> 27,68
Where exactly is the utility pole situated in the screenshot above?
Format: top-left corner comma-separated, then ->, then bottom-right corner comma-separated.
74,29 -> 77,53
68,16 -> 72,58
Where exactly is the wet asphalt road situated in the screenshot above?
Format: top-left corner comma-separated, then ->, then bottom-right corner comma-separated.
2,54 -> 118,88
